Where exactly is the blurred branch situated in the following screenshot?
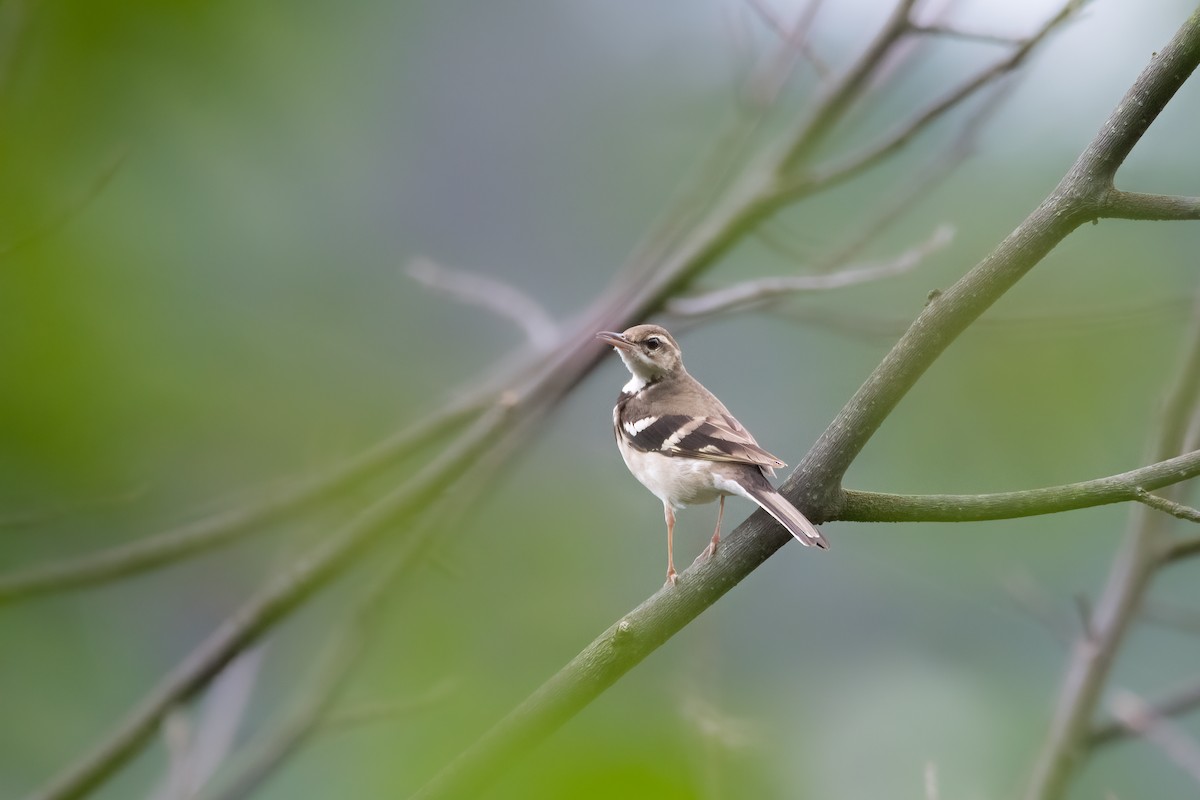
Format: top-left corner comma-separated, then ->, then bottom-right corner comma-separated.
666,224 -> 952,318
149,648 -> 264,800
909,23 -> 1026,46
777,0 -> 919,172
780,1 -> 1078,197
407,257 -> 559,348
1092,679 -> 1200,749
741,0 -> 829,102
0,398 -> 487,605
1164,533 -> 1200,564
30,403 -> 514,800
808,76 -> 1008,272
413,10 -> 1200,798
1108,690 -> 1200,785
197,547 -> 425,800
836,449 -> 1200,522
198,434 -> 514,800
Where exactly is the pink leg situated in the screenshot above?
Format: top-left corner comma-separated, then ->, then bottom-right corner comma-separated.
664,503 -> 678,586
704,495 -> 725,559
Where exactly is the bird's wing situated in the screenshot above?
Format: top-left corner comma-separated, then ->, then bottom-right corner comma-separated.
619,412 -> 785,469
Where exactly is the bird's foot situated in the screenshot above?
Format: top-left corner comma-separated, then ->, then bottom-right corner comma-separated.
665,568 -> 679,587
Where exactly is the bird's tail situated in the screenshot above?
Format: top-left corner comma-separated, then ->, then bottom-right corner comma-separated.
742,477 -> 829,550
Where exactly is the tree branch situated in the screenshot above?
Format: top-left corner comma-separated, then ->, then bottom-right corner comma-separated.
836,450 -> 1200,522
665,224 -> 952,318
1099,190 -> 1200,221
411,10 -> 1200,798
407,257 -> 559,348
0,399 -> 487,605
1135,488 -> 1200,524
779,0 -> 1078,201
28,403 -> 513,800
790,4 -> 1200,514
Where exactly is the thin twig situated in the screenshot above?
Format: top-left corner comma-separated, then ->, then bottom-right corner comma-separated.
837,450 -> 1200,522
1135,488 -> 1200,524
666,224 -> 952,317
407,257 -> 559,348
910,22 -> 1027,46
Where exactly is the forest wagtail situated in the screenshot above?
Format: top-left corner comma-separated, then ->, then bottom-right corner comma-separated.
597,324 -> 828,585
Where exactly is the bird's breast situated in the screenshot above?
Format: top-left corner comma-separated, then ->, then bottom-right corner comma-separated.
616,436 -> 725,509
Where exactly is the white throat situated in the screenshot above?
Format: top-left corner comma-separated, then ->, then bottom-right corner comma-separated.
622,373 -> 649,394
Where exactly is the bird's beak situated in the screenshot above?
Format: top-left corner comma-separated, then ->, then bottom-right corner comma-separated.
596,331 -> 634,351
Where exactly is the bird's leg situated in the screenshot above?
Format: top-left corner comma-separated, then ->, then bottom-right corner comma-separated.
703,495 -> 725,559
664,503 -> 678,586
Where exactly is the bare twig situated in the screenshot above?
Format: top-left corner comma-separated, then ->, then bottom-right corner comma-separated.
666,224 -> 952,317
837,450 -> 1200,522
1135,488 -> 1200,524
1108,690 -> 1200,785
407,257 -> 559,348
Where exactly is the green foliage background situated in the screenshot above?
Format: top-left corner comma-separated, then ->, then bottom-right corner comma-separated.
2,1 -> 1199,798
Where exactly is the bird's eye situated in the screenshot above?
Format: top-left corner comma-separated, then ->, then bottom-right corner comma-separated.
645,337 -> 661,351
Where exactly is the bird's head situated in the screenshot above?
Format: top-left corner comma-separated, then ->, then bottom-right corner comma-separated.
596,324 -> 683,384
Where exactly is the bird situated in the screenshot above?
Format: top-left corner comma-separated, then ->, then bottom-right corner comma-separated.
596,324 -> 828,586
